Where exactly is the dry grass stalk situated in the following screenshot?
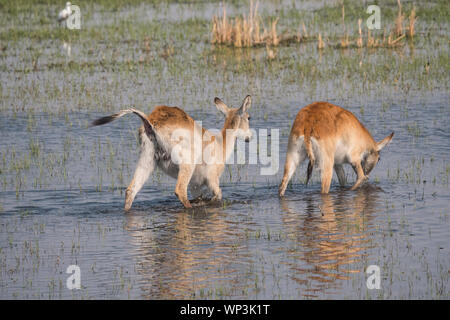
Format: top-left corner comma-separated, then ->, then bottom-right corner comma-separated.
302,22 -> 308,38
234,17 -> 242,47
266,44 -> 276,60
211,5 -> 232,44
408,6 -> 417,38
271,17 -> 279,46
254,18 -> 261,43
395,0 -> 404,37
295,29 -> 302,42
388,33 -> 405,46
317,33 -> 324,50
295,23 -> 307,42
357,19 -> 363,48
211,1 -> 281,48
212,0 -> 413,49
222,6 -> 231,43
387,33 -> 392,46
340,35 -> 349,48
340,5 -> 349,48
365,0 -> 408,48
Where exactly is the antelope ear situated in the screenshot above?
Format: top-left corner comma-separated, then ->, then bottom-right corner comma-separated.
214,97 -> 229,116
238,95 -> 251,115
376,132 -> 394,152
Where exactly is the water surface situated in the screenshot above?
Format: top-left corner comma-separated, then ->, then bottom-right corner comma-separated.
0,0 -> 448,299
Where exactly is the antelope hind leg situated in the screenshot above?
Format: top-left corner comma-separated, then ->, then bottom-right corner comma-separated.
125,128 -> 156,211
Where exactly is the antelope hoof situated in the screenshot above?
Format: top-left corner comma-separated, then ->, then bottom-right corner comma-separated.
125,189 -> 134,211
350,176 -> 368,190
183,201 -> 192,208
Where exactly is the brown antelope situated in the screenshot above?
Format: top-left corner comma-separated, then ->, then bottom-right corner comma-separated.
279,102 -> 393,196
91,96 -> 252,210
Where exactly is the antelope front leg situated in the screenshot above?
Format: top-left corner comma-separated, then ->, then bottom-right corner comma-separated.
350,161 -> 367,190
209,176 -> 222,201
334,164 -> 346,187
320,160 -> 334,194
175,164 -> 195,208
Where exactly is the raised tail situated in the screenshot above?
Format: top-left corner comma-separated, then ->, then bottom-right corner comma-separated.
91,108 -> 154,135
304,134 -> 315,185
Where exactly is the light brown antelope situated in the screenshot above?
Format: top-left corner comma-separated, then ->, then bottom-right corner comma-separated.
279,102 -> 393,196
91,96 -> 252,210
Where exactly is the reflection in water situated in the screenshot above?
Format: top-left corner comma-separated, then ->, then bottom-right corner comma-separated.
280,185 -> 382,298
125,185 -> 383,299
125,204 -> 249,299
62,41 -> 71,57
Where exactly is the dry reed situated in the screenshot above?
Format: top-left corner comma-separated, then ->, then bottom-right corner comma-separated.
211,0 -> 414,50
357,19 -> 363,48
340,5 -> 350,48
211,1 -> 280,47
317,33 -> 325,50
395,0 -> 404,37
408,5 -> 417,38
266,44 -> 276,60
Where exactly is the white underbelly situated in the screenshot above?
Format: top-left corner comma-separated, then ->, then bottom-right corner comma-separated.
334,139 -> 349,164
153,141 -> 179,179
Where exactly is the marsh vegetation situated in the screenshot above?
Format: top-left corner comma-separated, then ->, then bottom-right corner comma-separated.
0,0 -> 448,299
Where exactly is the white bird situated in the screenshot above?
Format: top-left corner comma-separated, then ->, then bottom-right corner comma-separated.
58,2 -> 72,23
63,41 -> 71,56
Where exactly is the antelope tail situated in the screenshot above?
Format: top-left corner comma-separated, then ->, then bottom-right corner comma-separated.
91,108 -> 154,136
304,134 -> 315,185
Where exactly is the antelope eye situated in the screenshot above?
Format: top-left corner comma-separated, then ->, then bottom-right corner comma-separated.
247,116 -> 251,120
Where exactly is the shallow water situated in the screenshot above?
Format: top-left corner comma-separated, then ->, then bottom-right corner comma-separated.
0,0 -> 449,299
